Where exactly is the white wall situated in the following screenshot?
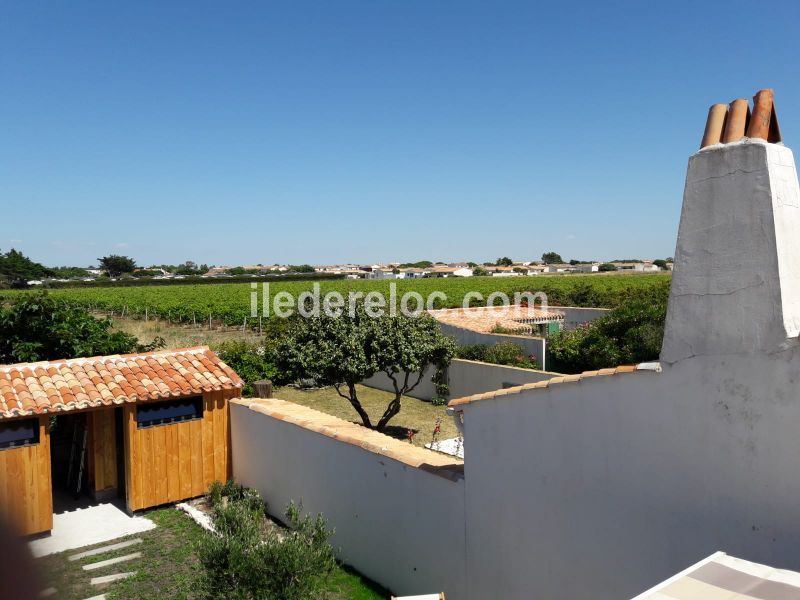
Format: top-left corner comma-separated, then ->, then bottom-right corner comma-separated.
555,306 -> 611,330
437,323 -> 547,369
364,359 -> 560,401
460,354 -> 800,599
230,400 -> 467,598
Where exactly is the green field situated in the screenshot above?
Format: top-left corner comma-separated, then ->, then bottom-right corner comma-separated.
1,273 -> 670,326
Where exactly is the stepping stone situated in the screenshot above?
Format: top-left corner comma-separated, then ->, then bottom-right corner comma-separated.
90,572 -> 136,586
70,538 -> 143,561
83,552 -> 141,571
83,595 -> 106,600
38,588 -> 56,598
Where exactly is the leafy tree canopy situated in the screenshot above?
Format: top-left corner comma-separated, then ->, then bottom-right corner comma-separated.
173,261 -> 209,275
541,252 -> 564,265
398,261 -> 433,269
0,249 -> 53,287
287,264 -> 315,273
51,266 -> 90,279
495,257 -> 513,266
652,259 -> 668,269
98,255 -> 137,277
277,307 -> 455,431
599,263 -> 618,272
0,292 -> 163,363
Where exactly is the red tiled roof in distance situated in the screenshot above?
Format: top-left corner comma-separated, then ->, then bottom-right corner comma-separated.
0,346 -> 242,420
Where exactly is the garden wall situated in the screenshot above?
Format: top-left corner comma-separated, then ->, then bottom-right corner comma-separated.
555,306 -> 611,329
230,398 -> 467,599
363,358 -> 560,401
436,322 -> 547,369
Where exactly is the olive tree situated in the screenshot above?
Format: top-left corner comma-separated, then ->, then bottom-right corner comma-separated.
277,306 -> 455,431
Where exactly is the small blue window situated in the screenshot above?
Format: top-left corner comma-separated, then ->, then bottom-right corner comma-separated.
136,397 -> 203,429
0,418 -> 39,450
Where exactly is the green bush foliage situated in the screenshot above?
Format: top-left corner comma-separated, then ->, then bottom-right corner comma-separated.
0,292 -> 163,363
455,342 -> 540,370
546,298 -> 667,373
215,340 -> 279,396
198,483 -> 336,600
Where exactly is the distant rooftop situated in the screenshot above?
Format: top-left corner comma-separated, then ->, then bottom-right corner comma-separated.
429,304 -> 564,335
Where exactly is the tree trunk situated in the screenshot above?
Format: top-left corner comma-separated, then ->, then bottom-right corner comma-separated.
346,383 -> 373,429
376,394 -> 402,432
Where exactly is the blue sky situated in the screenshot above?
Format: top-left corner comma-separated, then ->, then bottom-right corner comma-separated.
2,1 -> 799,267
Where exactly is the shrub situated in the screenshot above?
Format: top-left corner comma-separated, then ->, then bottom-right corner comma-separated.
198,483 -> 336,600
546,298 -> 666,373
215,340 -> 279,396
455,342 -> 540,370
0,292 -> 163,363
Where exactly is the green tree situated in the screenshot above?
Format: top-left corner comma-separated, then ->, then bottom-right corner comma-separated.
51,266 -> 90,279
0,249 -> 54,287
288,264 -> 315,273
495,257 -> 513,266
0,292 -> 163,363
541,252 -> 564,264
398,260 -> 433,269
473,266 -> 489,276
98,255 -> 137,277
131,269 -> 160,278
277,307 -> 455,431
599,262 -> 618,272
653,259 -> 668,269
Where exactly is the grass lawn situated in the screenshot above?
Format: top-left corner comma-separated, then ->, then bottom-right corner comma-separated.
274,384 -> 461,449
36,508 -> 387,600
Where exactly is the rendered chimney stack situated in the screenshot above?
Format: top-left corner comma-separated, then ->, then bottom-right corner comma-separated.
700,89 -> 782,149
663,88 -> 800,364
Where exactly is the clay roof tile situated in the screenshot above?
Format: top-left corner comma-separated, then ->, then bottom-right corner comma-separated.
0,347 -> 241,420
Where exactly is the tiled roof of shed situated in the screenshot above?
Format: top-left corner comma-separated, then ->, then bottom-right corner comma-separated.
0,346 -> 242,420
447,362 -> 662,409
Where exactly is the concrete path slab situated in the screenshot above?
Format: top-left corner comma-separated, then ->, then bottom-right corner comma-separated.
29,500 -> 155,558
90,572 -> 136,585
69,538 -> 143,561
83,595 -> 106,600
83,552 -> 141,571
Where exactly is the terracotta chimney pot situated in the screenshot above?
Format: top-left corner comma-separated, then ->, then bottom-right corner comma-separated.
701,103 -> 728,148
721,99 -> 750,144
747,89 -> 775,141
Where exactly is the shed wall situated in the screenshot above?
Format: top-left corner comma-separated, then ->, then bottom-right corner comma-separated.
0,416 -> 52,535
124,389 -> 236,511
